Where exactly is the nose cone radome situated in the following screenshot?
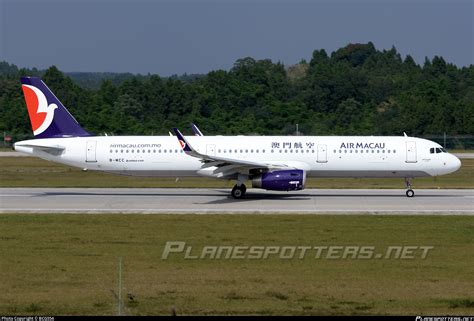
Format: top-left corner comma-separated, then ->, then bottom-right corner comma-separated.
449,155 -> 461,173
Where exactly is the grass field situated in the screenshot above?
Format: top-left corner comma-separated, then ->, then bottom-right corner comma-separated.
1,157 -> 473,188
0,214 -> 473,315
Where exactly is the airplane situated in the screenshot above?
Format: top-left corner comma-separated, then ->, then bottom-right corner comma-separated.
14,77 -> 461,199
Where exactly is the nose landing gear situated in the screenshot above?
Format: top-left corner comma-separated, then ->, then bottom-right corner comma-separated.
404,178 -> 415,197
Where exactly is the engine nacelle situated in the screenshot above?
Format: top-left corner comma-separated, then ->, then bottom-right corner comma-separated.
251,170 -> 306,191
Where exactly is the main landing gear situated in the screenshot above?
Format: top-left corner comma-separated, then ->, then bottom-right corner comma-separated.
231,184 -> 247,199
405,177 -> 415,197
231,174 -> 248,199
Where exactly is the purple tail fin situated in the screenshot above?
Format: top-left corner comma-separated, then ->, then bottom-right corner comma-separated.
20,77 -> 91,138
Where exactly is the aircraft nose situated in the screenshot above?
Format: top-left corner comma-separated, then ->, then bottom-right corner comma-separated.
450,155 -> 461,172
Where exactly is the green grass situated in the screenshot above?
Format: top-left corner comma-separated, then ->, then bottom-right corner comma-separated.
0,214 -> 473,315
1,157 -> 473,188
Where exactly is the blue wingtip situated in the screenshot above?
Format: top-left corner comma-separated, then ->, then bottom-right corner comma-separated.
191,123 -> 203,136
173,128 -> 192,152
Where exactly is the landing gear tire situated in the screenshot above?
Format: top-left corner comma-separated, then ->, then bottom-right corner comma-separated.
404,177 -> 415,198
231,184 -> 246,199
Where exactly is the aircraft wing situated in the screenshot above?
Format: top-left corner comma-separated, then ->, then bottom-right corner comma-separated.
191,123 -> 204,136
173,128 -> 292,177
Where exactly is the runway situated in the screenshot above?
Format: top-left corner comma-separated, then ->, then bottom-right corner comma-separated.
0,188 -> 472,214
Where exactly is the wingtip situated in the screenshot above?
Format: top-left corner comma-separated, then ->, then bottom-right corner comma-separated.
172,127 -> 182,138
172,127 -> 192,152
190,123 -> 204,136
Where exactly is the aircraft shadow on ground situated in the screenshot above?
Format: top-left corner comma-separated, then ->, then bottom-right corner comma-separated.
37,190 -> 458,200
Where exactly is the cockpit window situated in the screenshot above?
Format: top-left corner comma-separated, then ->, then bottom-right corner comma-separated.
430,147 -> 447,154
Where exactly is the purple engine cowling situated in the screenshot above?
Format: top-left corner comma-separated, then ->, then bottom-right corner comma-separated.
252,170 -> 306,191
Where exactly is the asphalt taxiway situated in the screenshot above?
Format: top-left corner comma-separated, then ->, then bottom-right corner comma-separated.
0,188 -> 472,214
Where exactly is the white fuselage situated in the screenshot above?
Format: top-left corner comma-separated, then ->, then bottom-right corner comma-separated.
14,135 -> 461,179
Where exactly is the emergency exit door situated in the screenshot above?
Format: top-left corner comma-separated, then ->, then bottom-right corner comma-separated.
405,141 -> 417,163
86,141 -> 97,162
317,144 -> 328,163
206,144 -> 216,156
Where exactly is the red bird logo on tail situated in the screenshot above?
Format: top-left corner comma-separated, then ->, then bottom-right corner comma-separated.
21,84 -> 58,136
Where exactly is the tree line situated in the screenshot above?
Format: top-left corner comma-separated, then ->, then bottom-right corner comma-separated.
0,43 -> 473,147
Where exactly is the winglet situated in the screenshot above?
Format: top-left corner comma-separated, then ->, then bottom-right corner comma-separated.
191,123 -> 204,136
173,128 -> 193,153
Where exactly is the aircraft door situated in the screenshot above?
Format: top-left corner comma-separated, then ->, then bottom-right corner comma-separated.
317,144 -> 328,163
206,144 -> 216,156
86,141 -> 97,162
406,141 -> 417,163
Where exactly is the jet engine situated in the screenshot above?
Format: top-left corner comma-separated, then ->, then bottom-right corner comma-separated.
251,169 -> 306,191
